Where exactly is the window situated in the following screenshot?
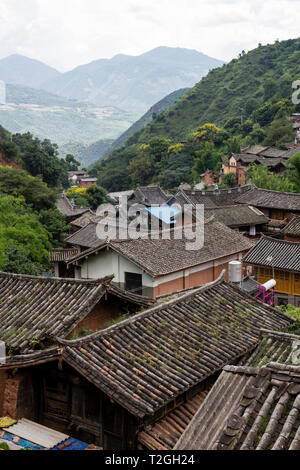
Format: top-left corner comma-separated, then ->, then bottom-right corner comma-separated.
277,297 -> 288,306
125,272 -> 142,294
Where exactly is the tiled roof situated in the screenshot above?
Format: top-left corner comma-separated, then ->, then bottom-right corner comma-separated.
259,147 -> 288,158
282,216 -> 300,238
141,329 -> 299,450
244,145 -> 269,155
65,222 -> 101,248
138,389 -> 210,450
243,330 -> 300,368
175,361 -> 300,450
205,205 -> 268,228
67,219 -> 254,276
56,196 -> 89,218
235,187 -> 300,211
129,185 -> 170,206
50,248 -> 79,262
71,212 -> 102,229
0,273 -> 152,357
0,272 -> 113,354
176,185 -> 252,209
243,236 -> 300,272
108,190 -> 134,203
57,275 -> 293,418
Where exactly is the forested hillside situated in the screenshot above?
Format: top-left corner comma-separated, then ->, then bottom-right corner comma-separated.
92,38 -> 300,191
107,88 -> 189,155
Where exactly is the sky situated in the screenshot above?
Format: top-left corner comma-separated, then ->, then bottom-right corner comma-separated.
0,0 -> 299,72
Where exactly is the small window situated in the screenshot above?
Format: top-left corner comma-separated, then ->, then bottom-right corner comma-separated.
125,272 -> 142,294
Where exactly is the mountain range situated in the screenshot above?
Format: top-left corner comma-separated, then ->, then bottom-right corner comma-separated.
0,47 -> 224,164
0,54 -> 61,88
41,47 -> 224,114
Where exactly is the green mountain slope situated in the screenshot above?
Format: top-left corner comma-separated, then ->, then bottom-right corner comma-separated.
42,47 -> 224,114
132,38 -> 300,141
0,54 -> 61,88
93,38 -> 300,191
107,88 -> 189,154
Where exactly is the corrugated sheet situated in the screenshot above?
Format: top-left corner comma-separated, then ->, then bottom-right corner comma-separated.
3,419 -> 69,449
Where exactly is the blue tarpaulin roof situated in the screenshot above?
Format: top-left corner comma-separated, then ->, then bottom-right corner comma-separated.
146,205 -> 181,224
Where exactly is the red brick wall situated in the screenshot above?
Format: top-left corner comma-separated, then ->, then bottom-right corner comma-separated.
202,172 -> 215,185
237,167 -> 246,186
153,256 -> 243,298
71,294 -> 141,335
2,374 -> 21,419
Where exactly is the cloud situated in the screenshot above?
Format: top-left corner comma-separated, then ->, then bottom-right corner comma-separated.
0,0 -> 299,71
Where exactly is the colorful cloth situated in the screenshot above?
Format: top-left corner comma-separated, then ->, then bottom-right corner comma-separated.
0,417 -> 17,429
1,432 -> 44,450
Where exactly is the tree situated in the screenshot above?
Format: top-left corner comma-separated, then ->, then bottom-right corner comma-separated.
247,164 -> 295,192
65,154 -> 80,171
224,136 -> 242,154
263,78 -> 278,101
287,152 -> 300,192
86,185 -> 113,211
147,137 -> 171,162
0,167 -> 58,211
220,173 -> 236,189
263,117 -> 294,147
191,143 -> 222,182
193,123 -> 221,146
13,133 -> 68,187
128,151 -> 153,186
247,123 -> 266,144
38,209 -> 70,247
278,304 -> 300,336
0,195 -> 51,274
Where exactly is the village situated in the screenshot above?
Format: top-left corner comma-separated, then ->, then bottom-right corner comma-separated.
1,7 -> 300,455
0,113 -> 300,453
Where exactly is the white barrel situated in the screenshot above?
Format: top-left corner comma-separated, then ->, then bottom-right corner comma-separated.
262,279 -> 276,292
229,261 -> 242,283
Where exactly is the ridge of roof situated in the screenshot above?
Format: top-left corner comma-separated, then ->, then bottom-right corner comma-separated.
256,233 -> 300,246
0,271 -> 113,285
55,271 -> 227,346
259,328 -> 300,342
282,216 -> 300,235
65,221 -> 96,242
55,269 -> 294,348
238,186 -> 300,197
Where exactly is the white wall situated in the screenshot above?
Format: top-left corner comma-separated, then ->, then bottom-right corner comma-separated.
80,248 -> 154,287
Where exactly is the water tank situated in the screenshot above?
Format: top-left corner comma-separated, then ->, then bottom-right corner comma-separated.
260,279 -> 276,293
229,261 -> 242,283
